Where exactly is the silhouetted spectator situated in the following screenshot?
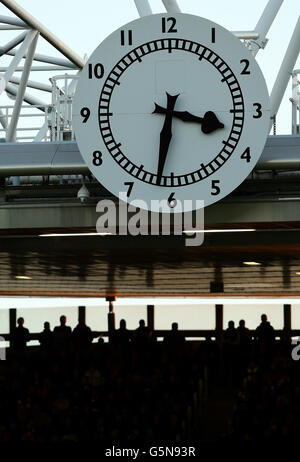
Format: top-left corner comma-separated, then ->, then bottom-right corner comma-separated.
39,322 -> 53,350
223,321 -> 238,385
133,319 -> 151,346
163,322 -> 185,352
53,315 -> 72,349
72,318 -> 93,348
237,320 -> 251,375
254,314 -> 275,360
254,314 -> 275,345
10,317 -> 30,349
112,319 -> 131,345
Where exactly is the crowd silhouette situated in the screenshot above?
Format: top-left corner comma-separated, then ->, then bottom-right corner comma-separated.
0,312 -> 298,443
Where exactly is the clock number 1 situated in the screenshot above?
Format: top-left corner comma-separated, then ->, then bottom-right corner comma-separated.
162,17 -> 177,33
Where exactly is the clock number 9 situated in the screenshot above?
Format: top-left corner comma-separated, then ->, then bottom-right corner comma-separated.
80,107 -> 90,123
92,151 -> 103,166
88,63 -> 104,79
211,180 -> 220,196
168,192 -> 177,208
162,17 -> 177,33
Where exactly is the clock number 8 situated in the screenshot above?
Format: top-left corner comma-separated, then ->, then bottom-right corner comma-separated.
93,151 -> 103,166
168,192 -> 177,208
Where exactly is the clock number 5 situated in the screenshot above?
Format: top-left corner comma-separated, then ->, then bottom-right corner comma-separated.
162,17 -> 177,33
211,180 -> 220,196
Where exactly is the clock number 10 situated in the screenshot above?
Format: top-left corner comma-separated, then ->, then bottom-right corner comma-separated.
88,63 -> 104,79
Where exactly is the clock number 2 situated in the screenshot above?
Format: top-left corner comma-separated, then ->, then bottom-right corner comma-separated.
93,151 -> 103,166
240,59 -> 250,75
88,63 -> 104,79
162,17 -> 177,33
211,180 -> 220,196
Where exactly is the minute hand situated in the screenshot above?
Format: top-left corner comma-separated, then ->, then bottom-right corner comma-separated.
156,93 -> 179,185
153,104 -> 224,134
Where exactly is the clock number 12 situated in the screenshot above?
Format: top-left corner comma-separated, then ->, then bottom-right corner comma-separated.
162,17 -> 177,33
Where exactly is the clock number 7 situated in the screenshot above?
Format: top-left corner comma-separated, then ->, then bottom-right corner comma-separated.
124,182 -> 134,197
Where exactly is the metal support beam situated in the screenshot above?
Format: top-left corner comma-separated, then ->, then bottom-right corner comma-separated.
1,0 -> 84,68
134,0 -> 153,16
6,32 -> 39,142
0,25 -> 27,30
270,17 -> 300,123
0,14 -> 26,27
9,75 -> 52,92
233,31 -> 259,40
5,81 -> 47,111
33,121 -> 48,142
78,305 -> 86,324
6,49 -> 78,68
215,304 -> 223,341
3,29 -> 37,85
0,66 -> 76,72
0,31 -> 27,57
161,0 -> 181,13
147,304 -> 154,331
252,0 -> 284,56
9,308 -> 16,346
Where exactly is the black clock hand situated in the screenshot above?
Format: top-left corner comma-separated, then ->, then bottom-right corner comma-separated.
156,93 -> 179,185
153,104 -> 224,134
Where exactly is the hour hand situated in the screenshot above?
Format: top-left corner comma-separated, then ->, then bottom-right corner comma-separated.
153,104 -> 224,134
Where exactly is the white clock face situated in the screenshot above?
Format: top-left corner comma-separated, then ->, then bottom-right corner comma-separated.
73,13 -> 270,213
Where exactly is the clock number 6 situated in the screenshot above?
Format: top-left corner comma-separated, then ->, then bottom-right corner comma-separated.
162,17 -> 177,33
211,180 -> 220,196
88,63 -> 104,79
168,192 -> 177,208
93,151 -> 103,166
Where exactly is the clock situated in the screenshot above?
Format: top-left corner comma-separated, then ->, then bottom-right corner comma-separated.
73,13 -> 270,213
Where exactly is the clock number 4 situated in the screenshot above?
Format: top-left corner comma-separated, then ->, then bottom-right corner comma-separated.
241,147 -> 251,163
93,151 -> 103,166
211,180 -> 220,196
162,17 -> 177,33
88,63 -> 104,79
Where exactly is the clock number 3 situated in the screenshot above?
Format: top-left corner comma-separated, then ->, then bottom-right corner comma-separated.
253,103 -> 262,119
162,17 -> 177,33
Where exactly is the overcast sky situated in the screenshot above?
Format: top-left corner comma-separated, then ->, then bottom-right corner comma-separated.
0,0 -> 299,134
